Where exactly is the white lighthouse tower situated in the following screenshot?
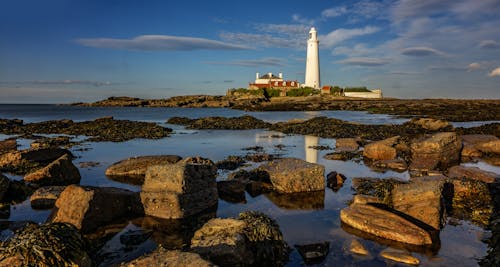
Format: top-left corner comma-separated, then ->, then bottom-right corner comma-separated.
305,27 -> 320,89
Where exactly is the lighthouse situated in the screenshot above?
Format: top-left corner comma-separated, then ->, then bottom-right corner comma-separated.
305,27 -> 320,89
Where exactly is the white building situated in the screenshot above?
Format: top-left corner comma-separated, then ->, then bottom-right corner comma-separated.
305,27 -> 320,89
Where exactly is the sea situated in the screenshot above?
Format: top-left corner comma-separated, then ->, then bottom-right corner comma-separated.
1,104 -> 499,266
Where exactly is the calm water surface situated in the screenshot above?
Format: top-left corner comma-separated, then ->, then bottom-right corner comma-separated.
0,105 -> 497,266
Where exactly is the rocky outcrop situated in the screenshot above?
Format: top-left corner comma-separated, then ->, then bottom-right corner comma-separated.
461,134 -> 498,158
264,191 -> 324,210
410,132 -> 462,171
0,139 -> 16,154
217,180 -> 246,203
0,148 -> 72,174
448,165 -> 499,183
122,248 -> 215,267
140,157 -> 218,219
258,158 -> 325,193
392,176 -> 446,229
23,154 -> 80,186
0,174 -> 9,201
335,138 -> 359,152
340,203 -> 434,246
51,185 -> 144,233
477,140 -> 500,155
215,156 -> 245,170
409,117 -> 451,131
105,155 -> 182,184
168,115 -> 271,130
0,223 -> 91,267
29,186 -> 66,209
363,136 -> 399,161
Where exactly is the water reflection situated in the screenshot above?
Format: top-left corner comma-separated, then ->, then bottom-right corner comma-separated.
264,191 -> 325,210
304,135 -> 319,163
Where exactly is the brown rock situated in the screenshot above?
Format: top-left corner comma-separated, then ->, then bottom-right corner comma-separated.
0,255 -> 23,267
0,139 -> 17,154
122,248 -> 215,267
447,177 -> 493,226
0,173 -> 10,201
410,132 -> 462,171
349,239 -> 370,256
379,248 -> 420,265
335,138 -> 359,152
372,159 -> 408,171
140,157 -> 218,219
477,140 -> 500,154
0,148 -> 71,167
30,186 -> 66,209
105,155 -> 182,184
326,171 -> 346,191
51,185 -> 144,233
352,195 -> 383,205
363,136 -> 399,161
448,165 -> 499,183
410,117 -> 450,131
461,135 -> 498,158
392,176 -> 446,229
340,203 -> 433,246
258,158 -> 325,193
23,154 -> 80,186
191,218 -> 253,266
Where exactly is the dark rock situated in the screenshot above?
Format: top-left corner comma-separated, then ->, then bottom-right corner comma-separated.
0,174 -> 10,201
29,186 -> 66,209
448,165 -> 499,183
30,136 -> 72,149
258,158 -> 325,193
174,115 -> 272,130
326,171 -> 346,191
106,155 -> 182,185
371,159 -> 408,172
24,154 -> 80,186
166,116 -> 195,125
51,185 -> 144,234
229,169 -> 271,183
217,180 -> 246,203
0,147 -> 72,175
0,139 -> 17,154
351,177 -> 406,204
294,241 -> 330,265
244,153 -> 276,162
323,151 -> 361,161
122,248 -> 215,267
215,156 -> 245,170
264,191 -> 324,210
245,181 -> 273,197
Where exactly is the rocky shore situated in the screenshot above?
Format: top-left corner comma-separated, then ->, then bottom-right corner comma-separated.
72,95 -> 500,121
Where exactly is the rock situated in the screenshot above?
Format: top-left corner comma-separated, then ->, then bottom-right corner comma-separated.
217,180 -> 246,203
177,115 -> 272,130
392,176 -> 446,229
372,159 -> 408,172
122,248 -> 215,267
352,195 -> 383,205
264,191 -> 324,210
191,218 -> 253,266
335,138 -> 359,152
258,158 -> 325,193
215,156 -> 245,170
294,241 -> 329,265
0,223 -> 91,267
410,132 -> 462,171
461,134 -> 498,158
326,171 -> 346,191
29,186 -> 66,209
30,136 -> 71,149
244,153 -> 276,162
379,248 -> 420,265
0,173 -> 10,201
351,177 -> 405,204
105,155 -> 182,184
340,203 -> 433,246
23,154 -> 80,186
323,151 -> 361,161
448,165 -> 499,183
410,117 -> 451,131
140,157 -> 218,219
349,239 -> 369,256
447,177 -> 494,226
0,148 -> 72,174
229,169 -> 271,183
0,139 -> 16,154
51,185 -> 144,233
245,181 -> 273,197
477,140 -> 500,154
0,255 -> 23,267
363,136 -> 399,161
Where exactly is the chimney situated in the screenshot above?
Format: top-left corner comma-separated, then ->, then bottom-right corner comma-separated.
268,72 -> 272,78
279,72 -> 283,79
256,72 -> 259,80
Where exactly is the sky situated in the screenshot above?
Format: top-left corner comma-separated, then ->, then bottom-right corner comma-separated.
0,0 -> 499,103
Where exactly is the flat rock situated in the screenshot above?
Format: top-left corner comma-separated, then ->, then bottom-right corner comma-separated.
51,185 -> 144,233
363,136 -> 399,161
105,155 -> 182,184
410,117 -> 450,131
335,138 -> 359,152
379,248 -> 420,265
340,203 -> 433,246
349,239 -> 370,256
448,165 -> 499,183
461,134 -> 498,158
29,186 -> 66,209
372,159 -> 408,172
294,241 -> 330,265
24,154 -> 80,186
477,140 -> 500,154
122,248 -> 214,267
0,139 -> 17,154
352,195 -> 383,205
258,158 -> 325,193
410,132 -> 462,171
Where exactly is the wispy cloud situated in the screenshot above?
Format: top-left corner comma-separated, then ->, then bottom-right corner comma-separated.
479,40 -> 500,49
488,67 -> 500,77
204,57 -> 286,67
467,62 -> 482,71
337,57 -> 390,66
292,14 -> 315,25
401,46 -> 447,56
76,35 -> 250,51
321,26 -> 380,47
321,6 -> 348,18
0,80 -> 116,87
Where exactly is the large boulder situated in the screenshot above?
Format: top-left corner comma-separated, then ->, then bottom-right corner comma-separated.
410,118 -> 451,131
105,155 -> 182,184
0,223 -> 91,267
23,154 -> 80,186
410,132 -> 462,171
448,165 -> 499,183
340,203 -> 434,246
0,174 -> 10,201
335,138 -> 359,152
29,186 -> 66,209
363,136 -> 399,161
140,157 -> 218,219
477,140 -> 500,155
0,139 -> 16,154
51,185 -> 144,233
0,148 -> 72,174
258,158 -> 324,193
461,134 -> 498,158
122,248 -> 215,267
391,176 -> 446,229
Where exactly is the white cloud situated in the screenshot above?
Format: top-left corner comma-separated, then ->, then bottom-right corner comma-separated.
258,24 -> 309,36
204,57 -> 286,67
479,40 -> 500,49
401,46 -> 447,56
321,26 -> 380,47
337,57 -> 390,66
332,43 -> 374,56
76,35 -> 250,51
321,7 -> 348,18
467,62 -> 481,71
488,67 -> 500,77
292,14 -> 315,25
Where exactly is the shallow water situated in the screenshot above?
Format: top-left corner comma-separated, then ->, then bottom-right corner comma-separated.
0,105 -> 498,266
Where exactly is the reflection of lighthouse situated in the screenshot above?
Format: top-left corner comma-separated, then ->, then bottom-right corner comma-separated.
305,135 -> 319,163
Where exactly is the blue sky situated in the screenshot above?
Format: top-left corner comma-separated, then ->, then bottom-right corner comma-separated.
1,0 -> 499,103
